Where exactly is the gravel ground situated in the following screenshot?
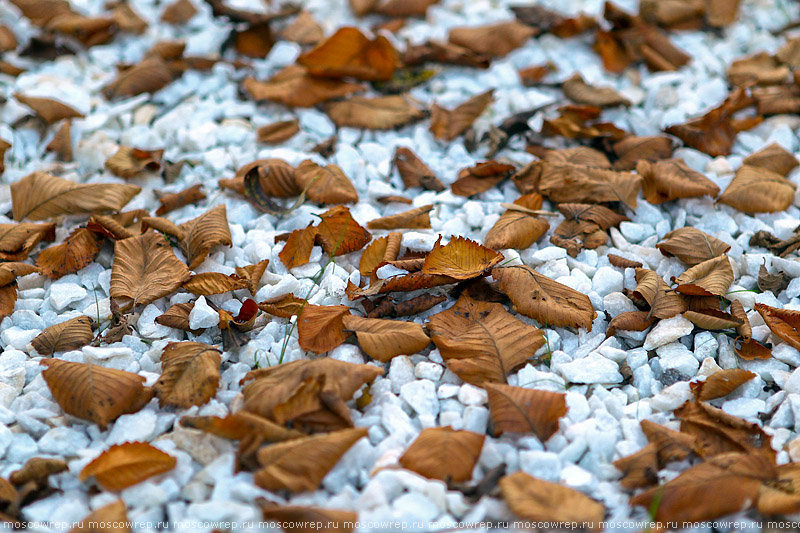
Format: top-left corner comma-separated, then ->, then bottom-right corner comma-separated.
3,0 -> 800,531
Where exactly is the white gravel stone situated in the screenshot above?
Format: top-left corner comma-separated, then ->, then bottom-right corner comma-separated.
188,297 -> 219,330
656,343 -> 700,378
592,267 -> 624,297
558,353 -> 623,384
48,283 -> 88,311
400,380 -> 439,418
643,315 -> 694,350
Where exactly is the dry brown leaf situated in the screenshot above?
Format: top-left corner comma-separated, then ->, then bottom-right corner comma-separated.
46,120 -> 72,161
254,428 -> 367,492
346,271 -> 458,299
297,305 -> 351,354
112,3 -> 148,34
341,315 -> 430,362
633,268 -> 687,319
0,222 -> 55,261
258,294 -> 306,318
230,22 -> 273,58
86,215 -> 133,240
70,500 -> 131,533
31,315 -> 93,356
758,262 -> 790,294
422,236 -> 503,280
683,309 -> 742,330
736,338 -> 772,360
0,263 -> 36,319
155,302 -> 196,331
631,452 -> 773,524
393,147 -> 444,191
656,227 -> 731,266
155,184 -> 205,216
399,427 -> 484,482
614,443 -> 659,489
492,265 -> 596,330
243,66 -> 363,108
237,158 -> 301,198
358,233 -> 400,276
37,228 -> 103,280
179,204 -> 232,269
743,142 -> 799,177
367,205 -> 433,230
180,411 -> 303,444
104,57 -> 175,99
278,225 -> 318,269
0,25 -> 17,52
373,0 -> 437,16
755,303 -> 800,351
183,272 -> 248,295
11,172 -> 140,221
612,135 -> 674,170
532,161 -> 642,208
562,73 -> 630,107
80,442 -> 176,491
484,383 -> 567,441
551,203 -> 627,256
718,164 -> 796,214
14,93 -> 83,124
153,342 -> 221,408
41,359 -> 152,429
325,95 -> 425,130
315,205 -> 372,257
637,158 -> 720,204
485,193 -> 549,251
448,21 -> 535,57
500,471 -> 605,526
402,40 -> 491,69
675,400 -> 774,459
691,369 -> 756,401
430,90 -> 493,141
640,419 -> 698,465
110,231 -> 191,309
297,27 -> 398,81
728,52 -> 789,86
281,11 -> 323,45
428,294 -> 544,385
295,160 -> 359,205
673,255 -> 734,297
451,161 -> 515,197
161,0 -> 197,24
606,310 -> 655,337
257,119 -> 300,145
607,254 -> 643,269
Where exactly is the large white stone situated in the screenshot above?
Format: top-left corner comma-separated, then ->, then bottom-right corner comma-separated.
188,296 -> 219,330
558,352 -> 622,384
643,315 -> 694,350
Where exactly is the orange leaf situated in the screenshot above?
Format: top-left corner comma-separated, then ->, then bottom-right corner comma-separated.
279,224 -> 318,269
637,158 -> 720,204
295,160 -> 359,205
485,194 -> 549,250
243,65 -> 363,107
429,90 -> 493,141
155,184 -> 206,216
718,165 -> 796,214
14,93 -> 83,124
399,427 -> 485,482
297,27 -> 399,81
691,369 -> 756,401
0,222 -> 56,261
31,315 -> 94,355
324,95 -> 426,130
500,471 -> 605,526
392,147 -> 444,191
422,236 -> 503,280
315,205 -> 371,256
297,305 -> 352,354
484,383 -> 567,441
451,161 -> 515,197
80,442 -> 176,491
257,119 -> 300,144
154,342 -> 221,408
341,315 -> 430,362
755,303 -> 800,351
656,227 -> 731,266
105,146 -> 163,179
367,205 -> 433,230
179,204 -> 232,270
448,21 -> 535,57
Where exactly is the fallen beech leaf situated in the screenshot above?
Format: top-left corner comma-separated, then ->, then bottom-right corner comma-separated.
532,161 -> 642,208
758,262 -> 790,294
155,302 -> 196,331
657,227 -> 731,266
281,11 -> 323,45
758,463 -> 800,515
70,500 -> 131,533
257,119 -> 300,144
637,158 -> 720,204
718,165 -> 796,213
612,135 -> 674,170
451,161 -> 515,197
562,73 -> 630,107
140,216 -> 185,240
422,236 -> 503,280
41,359 -> 151,429
500,471 -> 605,526
743,142 -> 799,177
14,93 -> 83,124
0,138 -> 10,174
614,443 -> 659,489
683,309 -> 742,330
551,203 -> 628,256
254,428 -> 368,492
631,452 -> 773,524
325,95 -> 425,130
691,369 -> 756,401
518,64 -> 552,86
373,0 -> 437,17
484,383 -> 567,441
402,40 -> 491,69
448,21 -> 535,57
46,120 -> 72,161
606,310 -> 655,337
0,263 -> 35,319
607,254 -> 643,269
0,222 -> 55,261
493,265 -> 596,330
87,215 -> 133,240
639,419 -> 699,465
736,338 -> 772,360
542,146 -> 611,168
728,52 -> 788,86
512,5 -> 597,36
485,193 -> 549,251
103,57 -> 175,99
110,231 -> 191,309
297,305 -> 351,354
11,172 -> 140,221
359,233 -> 401,276
347,271 -> 458,299
366,293 -> 446,319
756,303 -> 800,351
295,160 -> 359,205
393,147 -> 444,191
676,400 -> 774,459
315,205 -> 372,257
37,228 -> 103,280
367,205 -> 433,230
243,66 -> 363,108
428,294 -> 544,385
155,184 -> 205,216
258,294 -> 306,318
430,90 -> 493,141
730,299 -> 752,340
673,255 -> 734,297
0,25 -> 16,52
161,0 -> 197,24
179,205 -> 232,269
540,104 -> 628,142
239,158 -> 303,211
279,225 -> 318,269
259,504 -> 356,533
112,3 -> 148,34
181,411 -> 303,445
639,0 -> 704,29
80,442 -> 176,491
154,342 -> 221,408
632,268 -> 687,319
399,427 -> 484,482
342,315 -> 429,361
297,27 -> 398,81
183,272 -> 249,295
31,315 -> 93,355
